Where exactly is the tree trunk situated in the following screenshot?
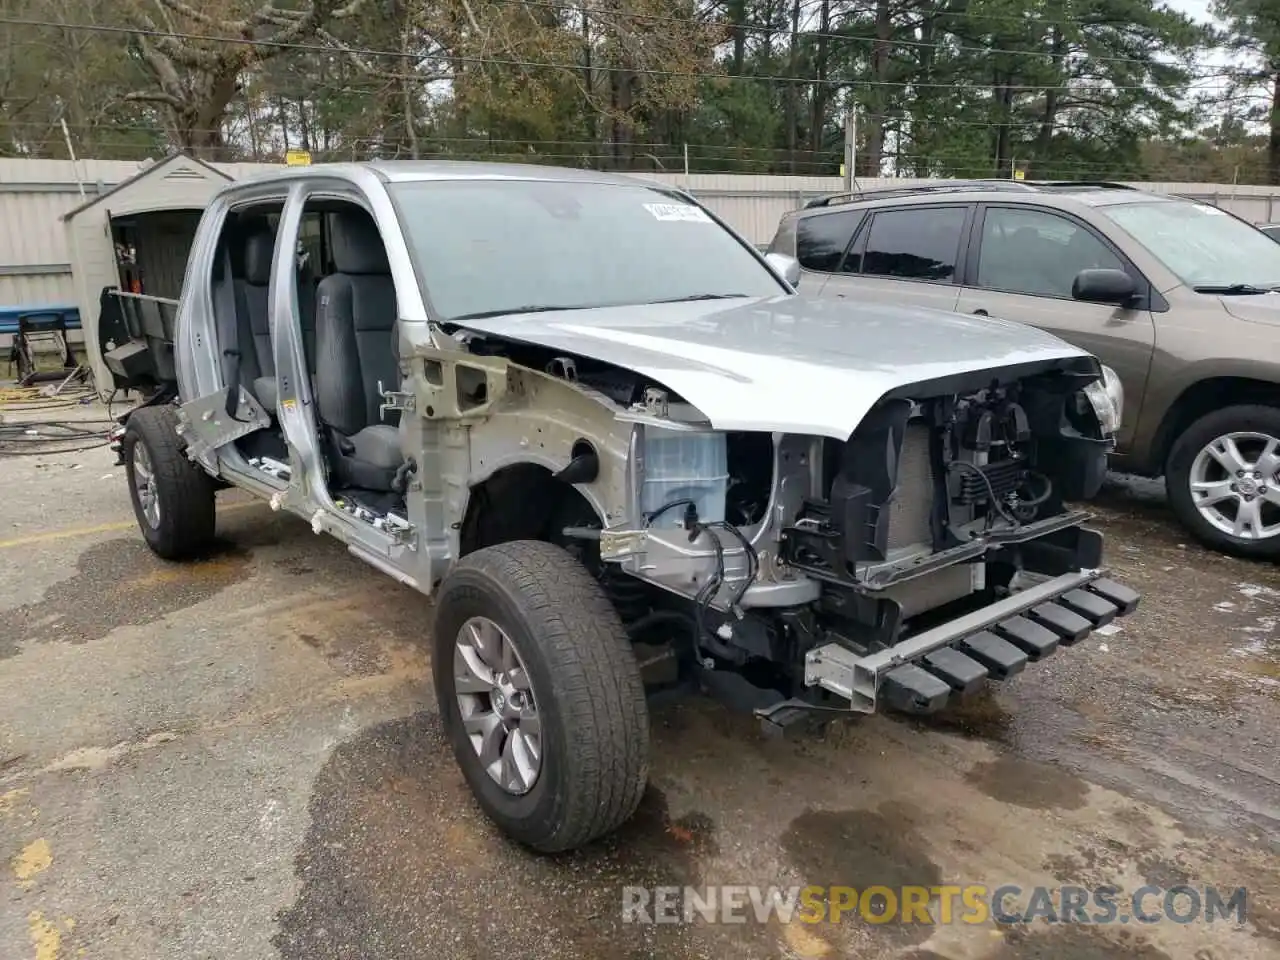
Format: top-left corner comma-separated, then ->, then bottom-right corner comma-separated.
610,70 -> 635,169
784,0 -> 800,173
908,10 -> 936,177
1034,27 -> 1065,174
729,0 -> 748,75
861,0 -> 892,178
179,66 -> 241,160
1269,69 -> 1280,186
399,15 -> 419,159
808,0 -> 830,156
991,75 -> 1013,176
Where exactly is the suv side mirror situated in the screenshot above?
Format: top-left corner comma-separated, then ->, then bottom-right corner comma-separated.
764,251 -> 802,288
1072,268 -> 1136,305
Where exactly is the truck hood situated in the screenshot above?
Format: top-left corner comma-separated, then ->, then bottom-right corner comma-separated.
458,294 -> 1093,439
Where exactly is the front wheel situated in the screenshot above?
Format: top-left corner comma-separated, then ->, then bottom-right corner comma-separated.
432,540 -> 649,852
1166,404 -> 1280,559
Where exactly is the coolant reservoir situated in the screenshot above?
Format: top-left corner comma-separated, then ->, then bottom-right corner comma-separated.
640,418 -> 729,528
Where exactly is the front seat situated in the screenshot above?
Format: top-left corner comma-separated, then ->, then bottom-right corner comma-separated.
313,209 -> 403,491
235,229 -> 278,410
243,232 -> 320,413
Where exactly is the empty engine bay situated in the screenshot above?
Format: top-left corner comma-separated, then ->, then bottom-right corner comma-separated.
457,330 -> 1112,700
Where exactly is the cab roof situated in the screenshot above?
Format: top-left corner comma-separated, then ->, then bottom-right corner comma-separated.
234,159 -> 665,190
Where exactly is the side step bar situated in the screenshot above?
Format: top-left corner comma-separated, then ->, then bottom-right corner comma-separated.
803,572 -> 1140,714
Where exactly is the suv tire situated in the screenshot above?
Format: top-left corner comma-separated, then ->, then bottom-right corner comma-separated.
433,540 -> 649,852
123,404 -> 218,560
1166,404 -> 1280,559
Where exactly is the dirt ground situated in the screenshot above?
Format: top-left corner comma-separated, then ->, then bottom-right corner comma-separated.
0,405 -> 1277,960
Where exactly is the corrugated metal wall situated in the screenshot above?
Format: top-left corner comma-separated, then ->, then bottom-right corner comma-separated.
2,157 -> 1280,309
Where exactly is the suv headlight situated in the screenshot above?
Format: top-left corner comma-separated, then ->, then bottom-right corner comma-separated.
1082,365 -> 1123,437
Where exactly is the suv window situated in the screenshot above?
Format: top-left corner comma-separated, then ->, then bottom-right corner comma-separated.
846,207 -> 966,281
976,207 -> 1124,298
796,210 -> 861,272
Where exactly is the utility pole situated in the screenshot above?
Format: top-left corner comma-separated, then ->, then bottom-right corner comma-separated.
843,111 -> 857,192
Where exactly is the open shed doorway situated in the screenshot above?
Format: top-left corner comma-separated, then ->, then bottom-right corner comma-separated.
110,208 -> 205,299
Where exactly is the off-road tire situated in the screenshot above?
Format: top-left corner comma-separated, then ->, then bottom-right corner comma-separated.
123,404 -> 217,560
1166,403 -> 1280,559
433,540 -> 649,852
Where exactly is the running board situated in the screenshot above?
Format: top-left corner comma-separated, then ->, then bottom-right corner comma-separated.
803,571 -> 1139,714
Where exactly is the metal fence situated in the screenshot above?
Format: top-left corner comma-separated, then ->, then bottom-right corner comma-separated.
2,157 -> 1280,310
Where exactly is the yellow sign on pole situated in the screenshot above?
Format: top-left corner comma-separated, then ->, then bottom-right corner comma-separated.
285,149 -> 312,166
1013,169 -> 1025,180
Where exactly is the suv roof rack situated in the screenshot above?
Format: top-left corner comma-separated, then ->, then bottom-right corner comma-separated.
1027,181 -> 1139,192
803,180 -> 1035,208
802,178 -> 1138,209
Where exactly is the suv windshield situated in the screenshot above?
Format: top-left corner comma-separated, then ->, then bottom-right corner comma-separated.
1099,200 -> 1280,291
389,178 -> 783,321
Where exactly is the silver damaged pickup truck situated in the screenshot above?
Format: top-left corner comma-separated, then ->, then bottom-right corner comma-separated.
108,161 -> 1138,853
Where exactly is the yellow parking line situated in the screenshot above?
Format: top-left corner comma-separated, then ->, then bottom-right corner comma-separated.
0,500 -> 262,550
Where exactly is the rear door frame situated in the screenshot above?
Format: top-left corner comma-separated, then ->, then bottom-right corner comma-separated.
820,200 -> 976,312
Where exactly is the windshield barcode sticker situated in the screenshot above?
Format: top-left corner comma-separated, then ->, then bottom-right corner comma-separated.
644,202 -> 711,223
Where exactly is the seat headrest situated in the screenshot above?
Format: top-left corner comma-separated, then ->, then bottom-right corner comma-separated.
243,231 -> 275,286
329,210 -> 391,275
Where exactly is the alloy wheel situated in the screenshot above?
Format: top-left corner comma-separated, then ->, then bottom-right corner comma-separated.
453,615 -> 543,795
132,441 -> 161,529
1189,431 -> 1280,541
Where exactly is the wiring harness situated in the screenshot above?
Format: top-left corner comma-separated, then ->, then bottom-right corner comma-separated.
643,497 -> 761,664
0,383 -> 118,457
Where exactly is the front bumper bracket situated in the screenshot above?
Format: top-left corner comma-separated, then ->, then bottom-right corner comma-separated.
803,571 -> 1140,714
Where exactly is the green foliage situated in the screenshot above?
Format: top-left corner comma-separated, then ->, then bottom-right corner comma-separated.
0,0 -> 1276,181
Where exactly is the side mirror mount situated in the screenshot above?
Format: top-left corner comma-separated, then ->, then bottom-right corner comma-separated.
764,251 -> 802,288
1072,268 -> 1137,306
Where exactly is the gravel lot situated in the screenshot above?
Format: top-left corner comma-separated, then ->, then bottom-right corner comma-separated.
0,403 -> 1277,960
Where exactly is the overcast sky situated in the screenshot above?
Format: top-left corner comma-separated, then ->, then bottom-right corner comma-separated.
1171,0 -> 1212,20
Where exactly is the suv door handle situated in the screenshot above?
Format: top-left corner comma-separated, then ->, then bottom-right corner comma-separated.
972,309 -> 989,316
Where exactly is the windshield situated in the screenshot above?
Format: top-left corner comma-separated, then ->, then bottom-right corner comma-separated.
389,178 -> 784,321
1099,200 -> 1280,291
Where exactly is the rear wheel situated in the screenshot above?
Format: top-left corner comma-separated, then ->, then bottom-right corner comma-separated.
1166,404 -> 1280,559
123,405 -> 217,560
433,540 -> 649,852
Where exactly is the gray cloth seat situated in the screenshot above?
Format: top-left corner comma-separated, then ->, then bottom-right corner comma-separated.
253,374 -> 279,412
236,229 -> 319,416
313,209 -> 403,490
236,230 -> 274,384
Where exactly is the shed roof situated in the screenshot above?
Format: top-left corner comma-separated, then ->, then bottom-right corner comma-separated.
61,152 -> 232,222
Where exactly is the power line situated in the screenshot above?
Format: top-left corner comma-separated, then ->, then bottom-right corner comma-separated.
0,135 -> 1253,180
0,15 -> 1246,94
15,99 -> 1248,138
